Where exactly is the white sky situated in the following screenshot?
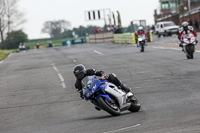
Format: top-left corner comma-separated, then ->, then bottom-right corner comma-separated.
19,0 -> 159,39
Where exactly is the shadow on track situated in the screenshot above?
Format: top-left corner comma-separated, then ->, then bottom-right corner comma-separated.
79,111 -> 144,121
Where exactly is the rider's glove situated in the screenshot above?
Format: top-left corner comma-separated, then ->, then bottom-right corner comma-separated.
100,73 -> 108,80
196,38 -> 198,44
78,90 -> 84,99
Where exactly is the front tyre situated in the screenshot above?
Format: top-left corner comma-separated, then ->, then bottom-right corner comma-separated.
128,96 -> 141,112
186,45 -> 194,59
97,97 -> 121,116
140,44 -> 144,52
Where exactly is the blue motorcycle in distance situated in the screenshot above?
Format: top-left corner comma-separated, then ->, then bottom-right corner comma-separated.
82,76 -> 141,116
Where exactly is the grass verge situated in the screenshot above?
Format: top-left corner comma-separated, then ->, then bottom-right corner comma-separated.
0,50 -> 15,62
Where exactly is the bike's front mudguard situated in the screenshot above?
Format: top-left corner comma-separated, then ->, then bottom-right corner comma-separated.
90,93 -> 111,109
96,93 -> 111,102
183,44 -> 195,53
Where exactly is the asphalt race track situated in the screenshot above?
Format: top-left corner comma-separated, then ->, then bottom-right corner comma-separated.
0,35 -> 200,133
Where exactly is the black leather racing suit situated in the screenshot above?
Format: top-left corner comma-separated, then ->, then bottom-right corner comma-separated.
75,69 -> 128,98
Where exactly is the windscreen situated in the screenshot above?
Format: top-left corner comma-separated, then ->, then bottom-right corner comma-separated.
81,76 -> 93,89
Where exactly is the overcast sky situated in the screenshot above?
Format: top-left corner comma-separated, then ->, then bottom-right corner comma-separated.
19,0 -> 159,39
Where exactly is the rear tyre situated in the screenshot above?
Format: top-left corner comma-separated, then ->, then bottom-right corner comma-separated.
97,97 -> 121,116
128,96 -> 141,112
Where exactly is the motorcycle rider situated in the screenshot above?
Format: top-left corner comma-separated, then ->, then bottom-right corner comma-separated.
73,64 -> 131,101
178,21 -> 198,49
136,26 -> 146,47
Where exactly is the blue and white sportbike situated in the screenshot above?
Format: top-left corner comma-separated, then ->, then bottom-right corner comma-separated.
81,76 -> 141,116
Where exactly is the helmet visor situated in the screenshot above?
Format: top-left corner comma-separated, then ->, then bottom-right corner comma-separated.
75,71 -> 85,79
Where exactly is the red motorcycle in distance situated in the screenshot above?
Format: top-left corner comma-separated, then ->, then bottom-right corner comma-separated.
182,33 -> 197,59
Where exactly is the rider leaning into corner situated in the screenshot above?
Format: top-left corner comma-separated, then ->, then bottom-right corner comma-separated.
178,21 -> 198,50
73,64 -> 134,110
136,26 -> 146,47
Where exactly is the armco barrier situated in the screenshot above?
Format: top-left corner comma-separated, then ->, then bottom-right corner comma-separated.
88,32 -> 113,43
114,33 -> 136,44
87,31 -> 152,44
114,32 -> 152,44
86,36 -> 89,43
62,38 -> 85,46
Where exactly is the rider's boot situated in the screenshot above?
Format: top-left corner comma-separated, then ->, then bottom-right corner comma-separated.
179,42 -> 183,47
179,42 -> 184,51
120,83 -> 131,93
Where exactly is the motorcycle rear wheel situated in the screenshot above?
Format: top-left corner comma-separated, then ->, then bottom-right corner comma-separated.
97,97 -> 121,116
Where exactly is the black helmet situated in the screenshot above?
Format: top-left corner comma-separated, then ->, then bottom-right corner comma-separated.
182,22 -> 189,31
73,64 -> 86,80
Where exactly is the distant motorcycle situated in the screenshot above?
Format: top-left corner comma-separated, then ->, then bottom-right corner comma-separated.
182,33 -> 197,59
137,34 -> 146,52
81,76 -> 141,116
36,43 -> 40,49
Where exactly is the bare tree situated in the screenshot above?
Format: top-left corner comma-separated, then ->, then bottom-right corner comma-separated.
42,20 -> 71,38
5,0 -> 26,33
0,0 -> 6,47
0,0 -> 25,49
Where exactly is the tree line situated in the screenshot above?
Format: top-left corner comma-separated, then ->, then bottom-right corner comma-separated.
0,0 -> 132,50
41,20 -> 100,39
41,19 -> 132,39
0,0 -> 27,49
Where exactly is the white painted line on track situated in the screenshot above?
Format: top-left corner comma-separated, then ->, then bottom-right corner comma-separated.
138,71 -> 149,74
51,63 -> 66,89
94,50 -> 104,55
151,46 -> 200,52
72,59 -> 77,63
102,124 -> 141,133
8,53 -> 12,58
52,64 -> 59,72
61,82 -> 66,88
58,73 -> 65,82
133,86 -> 142,89
151,46 -> 180,51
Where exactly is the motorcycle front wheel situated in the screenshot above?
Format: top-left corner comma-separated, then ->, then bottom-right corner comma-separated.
97,97 -> 121,116
186,45 -> 194,59
140,44 -> 144,52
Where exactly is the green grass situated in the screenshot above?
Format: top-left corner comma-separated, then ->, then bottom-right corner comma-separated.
25,39 -> 63,49
25,37 -> 85,49
0,50 -> 15,61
